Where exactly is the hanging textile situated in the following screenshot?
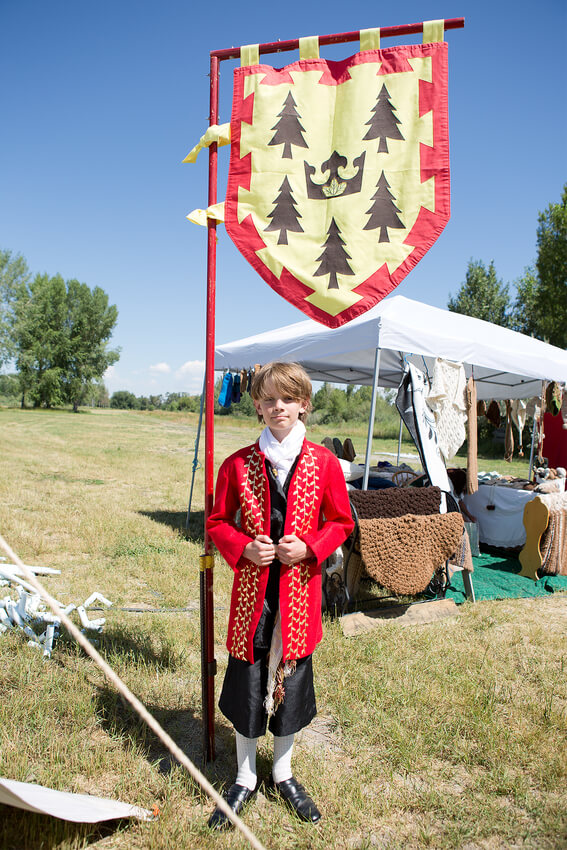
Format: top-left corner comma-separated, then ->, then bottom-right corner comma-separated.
465,376 -> 478,494
504,399 -> 514,463
546,381 -> 563,416
511,399 -> 527,457
218,372 -> 233,408
225,24 -> 451,327
542,412 -> 567,469
486,400 -> 501,429
426,358 -> 467,461
395,363 -> 450,491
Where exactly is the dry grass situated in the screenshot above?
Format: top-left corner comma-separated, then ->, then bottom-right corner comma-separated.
0,407 -> 565,850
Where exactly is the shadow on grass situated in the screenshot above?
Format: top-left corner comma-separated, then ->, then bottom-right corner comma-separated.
100,623 -> 184,671
140,509 -> 205,543
94,684 -> 238,788
58,621 -> 184,672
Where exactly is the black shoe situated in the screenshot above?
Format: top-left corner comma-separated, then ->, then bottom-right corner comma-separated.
269,775 -> 321,823
207,782 -> 255,830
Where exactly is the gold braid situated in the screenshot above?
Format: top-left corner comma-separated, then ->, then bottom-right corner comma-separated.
286,444 -> 319,658
228,446 -> 266,660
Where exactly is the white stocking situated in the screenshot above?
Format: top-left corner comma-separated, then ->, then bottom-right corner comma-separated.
272,733 -> 294,783
235,731 -> 258,790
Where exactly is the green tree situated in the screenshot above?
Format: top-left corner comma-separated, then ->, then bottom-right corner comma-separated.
0,249 -> 30,367
14,273 -> 68,408
13,272 -> 119,409
0,373 -> 20,400
61,279 -> 119,411
510,266 -> 541,339
512,184 -> 567,347
84,380 -> 110,408
110,390 -> 139,409
447,259 -> 511,326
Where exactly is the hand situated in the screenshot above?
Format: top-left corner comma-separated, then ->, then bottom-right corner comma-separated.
243,534 -> 275,566
276,534 -> 313,566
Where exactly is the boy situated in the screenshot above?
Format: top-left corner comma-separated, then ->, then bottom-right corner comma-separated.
207,362 -> 353,828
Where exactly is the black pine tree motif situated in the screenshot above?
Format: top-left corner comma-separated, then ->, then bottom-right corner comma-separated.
268,91 -> 308,159
363,83 -> 404,154
364,171 -> 404,243
264,176 -> 304,245
313,217 -> 355,290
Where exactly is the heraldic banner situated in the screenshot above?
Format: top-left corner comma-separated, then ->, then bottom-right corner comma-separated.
225,38 -> 450,328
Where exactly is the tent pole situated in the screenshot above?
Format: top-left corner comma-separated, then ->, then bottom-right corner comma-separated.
363,345 -> 381,489
186,375 -> 206,534
396,417 -> 403,466
528,412 -> 538,481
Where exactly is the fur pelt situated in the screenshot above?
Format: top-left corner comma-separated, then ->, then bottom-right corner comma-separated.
349,486 -> 441,520
357,513 -> 464,595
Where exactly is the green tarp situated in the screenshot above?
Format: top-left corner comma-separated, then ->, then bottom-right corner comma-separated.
446,553 -> 567,603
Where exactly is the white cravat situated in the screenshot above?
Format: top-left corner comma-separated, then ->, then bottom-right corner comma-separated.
259,420 -> 306,479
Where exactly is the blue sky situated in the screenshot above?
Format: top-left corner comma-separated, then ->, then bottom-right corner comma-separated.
1,0 -> 565,397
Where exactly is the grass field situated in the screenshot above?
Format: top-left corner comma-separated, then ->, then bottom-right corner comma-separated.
0,407 -> 565,850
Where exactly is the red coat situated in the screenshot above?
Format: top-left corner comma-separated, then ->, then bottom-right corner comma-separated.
207,439 -> 353,663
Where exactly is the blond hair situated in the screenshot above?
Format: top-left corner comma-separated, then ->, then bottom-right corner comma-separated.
251,362 -> 312,422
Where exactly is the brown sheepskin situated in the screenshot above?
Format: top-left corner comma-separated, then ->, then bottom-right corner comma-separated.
358,513 -> 464,595
349,486 -> 441,520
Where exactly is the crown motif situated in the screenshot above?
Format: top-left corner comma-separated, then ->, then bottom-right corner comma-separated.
304,151 -> 365,200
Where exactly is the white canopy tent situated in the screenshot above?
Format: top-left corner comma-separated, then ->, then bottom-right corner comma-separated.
215,295 -> 567,487
215,295 -> 567,400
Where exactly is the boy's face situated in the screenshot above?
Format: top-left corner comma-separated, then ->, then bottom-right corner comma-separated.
253,378 -> 307,442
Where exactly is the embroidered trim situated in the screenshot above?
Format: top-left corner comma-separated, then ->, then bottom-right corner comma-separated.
240,446 -> 265,537
287,444 -> 318,657
229,446 -> 266,660
229,562 -> 261,660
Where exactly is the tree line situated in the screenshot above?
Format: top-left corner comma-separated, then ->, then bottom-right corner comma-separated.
104,381 -> 400,437
0,251 -> 119,410
447,185 -> 567,346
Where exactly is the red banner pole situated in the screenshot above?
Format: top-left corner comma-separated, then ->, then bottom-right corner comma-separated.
211,18 -> 464,60
201,52 -> 219,763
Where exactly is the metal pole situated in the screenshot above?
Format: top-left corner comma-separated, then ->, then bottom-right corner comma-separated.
363,343 -> 382,489
396,417 -> 403,466
186,376 -> 206,533
528,412 -> 538,481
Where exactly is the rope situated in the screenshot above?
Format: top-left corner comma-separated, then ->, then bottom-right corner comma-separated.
0,533 -> 267,850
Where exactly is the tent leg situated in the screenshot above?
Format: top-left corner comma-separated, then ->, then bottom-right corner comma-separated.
528,413 -> 538,481
462,569 -> 476,603
363,346 -> 381,490
396,417 -> 403,466
185,376 -> 206,534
